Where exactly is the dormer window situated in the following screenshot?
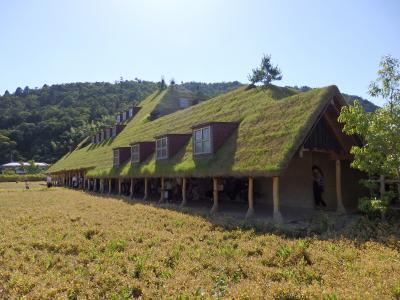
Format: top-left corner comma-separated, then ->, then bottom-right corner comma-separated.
116,114 -> 121,123
112,127 -> 117,137
131,144 -> 140,163
129,108 -> 133,118
192,122 -> 238,157
193,126 -> 211,154
156,137 -> 168,160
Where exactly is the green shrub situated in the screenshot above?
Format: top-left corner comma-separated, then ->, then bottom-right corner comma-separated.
358,197 -> 388,219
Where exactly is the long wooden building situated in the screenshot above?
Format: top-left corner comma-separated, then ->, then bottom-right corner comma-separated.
49,85 -> 367,221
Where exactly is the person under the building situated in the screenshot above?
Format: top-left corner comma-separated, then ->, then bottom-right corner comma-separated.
312,165 -> 327,208
46,174 -> 52,188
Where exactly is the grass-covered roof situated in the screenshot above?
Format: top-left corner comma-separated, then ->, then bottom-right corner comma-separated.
49,85 -> 342,178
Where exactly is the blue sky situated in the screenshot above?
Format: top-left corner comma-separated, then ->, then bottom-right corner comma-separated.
0,0 -> 399,105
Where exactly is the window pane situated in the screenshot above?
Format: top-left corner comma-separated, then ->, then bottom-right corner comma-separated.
202,127 -> 209,140
203,140 -> 211,153
194,130 -> 202,141
195,142 -> 202,153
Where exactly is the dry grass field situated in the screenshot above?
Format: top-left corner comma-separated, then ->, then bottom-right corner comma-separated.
0,186 -> 399,299
0,181 -> 46,191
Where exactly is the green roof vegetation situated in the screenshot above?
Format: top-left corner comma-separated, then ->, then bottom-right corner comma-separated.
49,85 -> 341,178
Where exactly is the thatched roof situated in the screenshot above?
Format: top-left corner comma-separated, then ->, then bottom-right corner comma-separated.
49,85 -> 345,178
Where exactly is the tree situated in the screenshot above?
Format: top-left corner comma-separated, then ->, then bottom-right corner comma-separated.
338,55 -> 400,201
3,90 -> 10,96
248,54 -> 282,87
158,77 -> 167,90
15,87 -> 23,96
0,134 -> 17,163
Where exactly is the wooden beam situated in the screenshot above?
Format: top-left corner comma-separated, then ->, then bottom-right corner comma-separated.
335,160 -> 346,213
118,179 -> 122,195
272,177 -> 283,223
130,178 -> 134,198
330,152 -> 353,161
245,177 -> 254,219
143,178 -> 148,201
211,177 -> 219,214
159,177 -> 165,204
181,178 -> 187,206
108,178 -> 112,194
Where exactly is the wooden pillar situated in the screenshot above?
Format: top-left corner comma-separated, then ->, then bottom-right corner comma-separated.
108,178 -> 112,194
159,177 -> 165,203
211,177 -> 219,214
380,175 -> 385,199
335,160 -> 346,213
130,178 -> 134,198
181,178 -> 187,206
245,177 -> 254,219
272,177 -> 283,223
100,179 -> 104,193
118,178 -> 122,195
144,178 -> 149,200
94,178 -> 98,192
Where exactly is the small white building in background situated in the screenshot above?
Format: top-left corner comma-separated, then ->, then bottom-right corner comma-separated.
0,162 -> 50,174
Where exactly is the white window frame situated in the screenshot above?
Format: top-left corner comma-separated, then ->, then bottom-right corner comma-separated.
116,115 -> 121,123
113,149 -> 120,166
193,126 -> 212,155
129,108 -> 133,118
122,112 -> 127,121
131,144 -> 140,163
112,126 -> 117,137
156,137 -> 168,160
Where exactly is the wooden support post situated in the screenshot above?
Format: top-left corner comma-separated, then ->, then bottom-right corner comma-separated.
159,177 -> 165,204
101,179 -> 105,193
380,175 -> 385,199
181,178 -> 187,206
211,177 -> 219,214
108,178 -> 112,194
272,177 -> 283,223
245,177 -> 255,219
144,178 -> 149,200
130,178 -> 134,198
118,178 -> 122,195
335,160 -> 346,213
92,178 -> 96,192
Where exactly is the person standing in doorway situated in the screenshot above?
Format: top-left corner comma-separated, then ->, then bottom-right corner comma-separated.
312,165 -> 327,208
46,174 -> 52,188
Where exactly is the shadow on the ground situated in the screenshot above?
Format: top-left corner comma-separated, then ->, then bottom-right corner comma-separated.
62,187 -> 400,248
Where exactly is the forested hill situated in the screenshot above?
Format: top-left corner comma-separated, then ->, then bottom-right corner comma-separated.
0,80 -> 242,164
